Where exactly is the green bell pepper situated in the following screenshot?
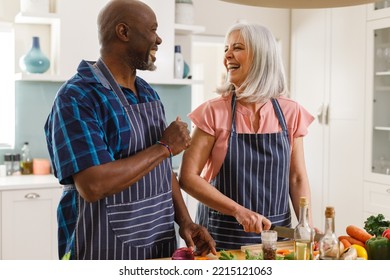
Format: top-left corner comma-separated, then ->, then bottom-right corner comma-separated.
365,237 -> 390,260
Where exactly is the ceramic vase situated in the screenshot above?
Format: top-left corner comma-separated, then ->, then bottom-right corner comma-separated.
175,0 -> 194,25
19,36 -> 50,74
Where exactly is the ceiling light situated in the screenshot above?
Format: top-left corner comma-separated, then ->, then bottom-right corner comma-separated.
219,0 -> 378,9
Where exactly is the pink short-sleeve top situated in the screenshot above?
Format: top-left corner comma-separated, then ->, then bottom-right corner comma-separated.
188,94 -> 314,182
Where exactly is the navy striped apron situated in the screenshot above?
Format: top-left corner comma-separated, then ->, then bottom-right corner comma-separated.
196,94 -> 291,250
58,59 -> 176,259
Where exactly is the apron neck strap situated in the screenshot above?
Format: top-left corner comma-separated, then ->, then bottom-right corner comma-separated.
230,94 -> 288,132
95,58 -> 130,107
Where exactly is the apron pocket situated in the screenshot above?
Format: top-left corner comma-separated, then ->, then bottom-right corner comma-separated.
106,191 -> 175,247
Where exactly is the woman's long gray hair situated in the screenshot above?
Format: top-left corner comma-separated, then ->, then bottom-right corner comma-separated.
217,23 -> 288,103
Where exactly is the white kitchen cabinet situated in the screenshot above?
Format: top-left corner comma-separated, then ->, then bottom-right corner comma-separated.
290,6 -> 366,234
364,1 -> 390,221
0,185 -> 62,260
364,181 -> 390,218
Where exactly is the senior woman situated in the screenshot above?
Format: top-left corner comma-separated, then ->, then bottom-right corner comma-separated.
179,23 -> 315,250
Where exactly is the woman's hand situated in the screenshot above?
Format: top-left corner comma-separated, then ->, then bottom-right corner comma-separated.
234,206 -> 272,233
179,222 -> 217,256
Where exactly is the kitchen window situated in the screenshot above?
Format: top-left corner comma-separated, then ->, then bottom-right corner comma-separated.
0,22 -> 15,149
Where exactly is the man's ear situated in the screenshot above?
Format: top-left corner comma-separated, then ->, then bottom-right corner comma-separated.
116,23 -> 130,41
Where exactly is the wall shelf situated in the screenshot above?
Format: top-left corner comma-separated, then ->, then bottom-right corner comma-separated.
174,23 -> 205,35
14,12 -> 59,25
15,72 -> 67,82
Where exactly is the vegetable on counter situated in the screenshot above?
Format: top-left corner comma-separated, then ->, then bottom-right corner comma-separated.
346,225 -> 372,243
364,214 -> 390,237
382,228 -> 390,240
171,247 -> 195,260
350,244 -> 368,260
340,238 -> 352,249
365,237 -> 390,260
218,250 -> 237,260
339,247 -> 357,260
245,249 -> 263,260
338,235 -> 366,248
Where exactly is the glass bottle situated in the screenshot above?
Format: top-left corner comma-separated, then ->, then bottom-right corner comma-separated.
174,45 -> 184,79
294,197 -> 314,260
319,206 -> 340,260
21,142 -> 33,175
262,230 -> 277,260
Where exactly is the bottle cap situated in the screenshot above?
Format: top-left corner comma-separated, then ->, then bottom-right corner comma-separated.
174,45 -> 181,53
4,154 -> 12,161
325,206 -> 335,218
261,230 -> 277,242
299,196 -> 308,207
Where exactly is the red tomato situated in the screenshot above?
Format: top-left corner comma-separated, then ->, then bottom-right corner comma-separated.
382,228 -> 390,240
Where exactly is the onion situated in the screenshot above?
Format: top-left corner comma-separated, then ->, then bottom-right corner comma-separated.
171,247 -> 195,260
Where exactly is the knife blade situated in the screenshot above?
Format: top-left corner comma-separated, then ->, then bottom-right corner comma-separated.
270,225 -> 324,242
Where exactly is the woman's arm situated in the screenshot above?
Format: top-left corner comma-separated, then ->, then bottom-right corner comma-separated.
289,137 -> 313,225
179,127 -> 271,233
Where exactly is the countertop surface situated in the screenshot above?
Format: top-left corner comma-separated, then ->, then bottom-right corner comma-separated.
0,174 -> 61,191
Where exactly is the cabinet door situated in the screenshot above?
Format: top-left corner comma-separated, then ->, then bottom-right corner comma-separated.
1,187 -> 62,260
291,6 -> 366,234
291,8 -> 329,229
365,17 -> 390,185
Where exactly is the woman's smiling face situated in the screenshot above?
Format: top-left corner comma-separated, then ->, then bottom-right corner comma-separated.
223,30 -> 252,90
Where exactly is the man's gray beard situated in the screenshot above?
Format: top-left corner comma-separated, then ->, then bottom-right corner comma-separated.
137,59 -> 156,71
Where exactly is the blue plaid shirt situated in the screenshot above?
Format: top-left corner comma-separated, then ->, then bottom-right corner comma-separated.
45,60 -> 162,185
44,60 -> 163,259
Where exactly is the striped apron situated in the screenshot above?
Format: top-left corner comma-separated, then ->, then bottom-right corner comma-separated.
196,94 -> 291,250
58,59 -> 176,259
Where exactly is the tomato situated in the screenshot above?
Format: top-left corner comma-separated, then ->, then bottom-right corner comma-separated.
382,228 -> 390,240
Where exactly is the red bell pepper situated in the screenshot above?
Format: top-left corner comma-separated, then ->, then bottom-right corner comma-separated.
382,228 -> 390,240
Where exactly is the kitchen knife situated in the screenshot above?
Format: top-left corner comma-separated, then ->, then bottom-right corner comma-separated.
270,225 -> 324,242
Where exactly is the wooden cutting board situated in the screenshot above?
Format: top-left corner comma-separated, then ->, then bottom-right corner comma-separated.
241,240 -> 294,254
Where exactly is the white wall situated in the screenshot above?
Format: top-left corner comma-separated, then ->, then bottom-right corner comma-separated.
192,0 -> 291,82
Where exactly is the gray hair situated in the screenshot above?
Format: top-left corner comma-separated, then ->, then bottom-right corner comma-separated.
217,23 -> 288,103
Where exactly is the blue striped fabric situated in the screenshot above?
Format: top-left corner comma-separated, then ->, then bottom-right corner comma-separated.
196,96 -> 292,250
44,60 -> 168,259
44,60 -> 162,185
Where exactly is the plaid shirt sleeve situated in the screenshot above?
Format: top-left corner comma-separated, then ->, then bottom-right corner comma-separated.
45,82 -> 115,185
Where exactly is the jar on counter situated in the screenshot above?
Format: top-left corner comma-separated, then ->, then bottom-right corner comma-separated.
12,154 -> 21,175
262,230 -> 277,260
4,153 -> 13,176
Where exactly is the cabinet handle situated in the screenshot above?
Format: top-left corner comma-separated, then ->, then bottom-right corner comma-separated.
317,104 -> 329,125
317,104 -> 325,124
25,193 -> 40,199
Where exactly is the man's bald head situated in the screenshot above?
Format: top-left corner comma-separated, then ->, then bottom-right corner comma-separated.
97,0 -> 153,47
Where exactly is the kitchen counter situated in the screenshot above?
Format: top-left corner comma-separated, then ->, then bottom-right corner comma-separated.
0,174 -> 61,191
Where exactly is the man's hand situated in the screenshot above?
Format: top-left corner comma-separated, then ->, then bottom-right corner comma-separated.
160,117 -> 191,156
179,222 -> 217,256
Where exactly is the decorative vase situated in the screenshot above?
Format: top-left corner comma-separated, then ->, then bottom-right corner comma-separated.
20,0 -> 50,14
175,0 -> 194,25
183,61 -> 190,78
19,36 -> 50,74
